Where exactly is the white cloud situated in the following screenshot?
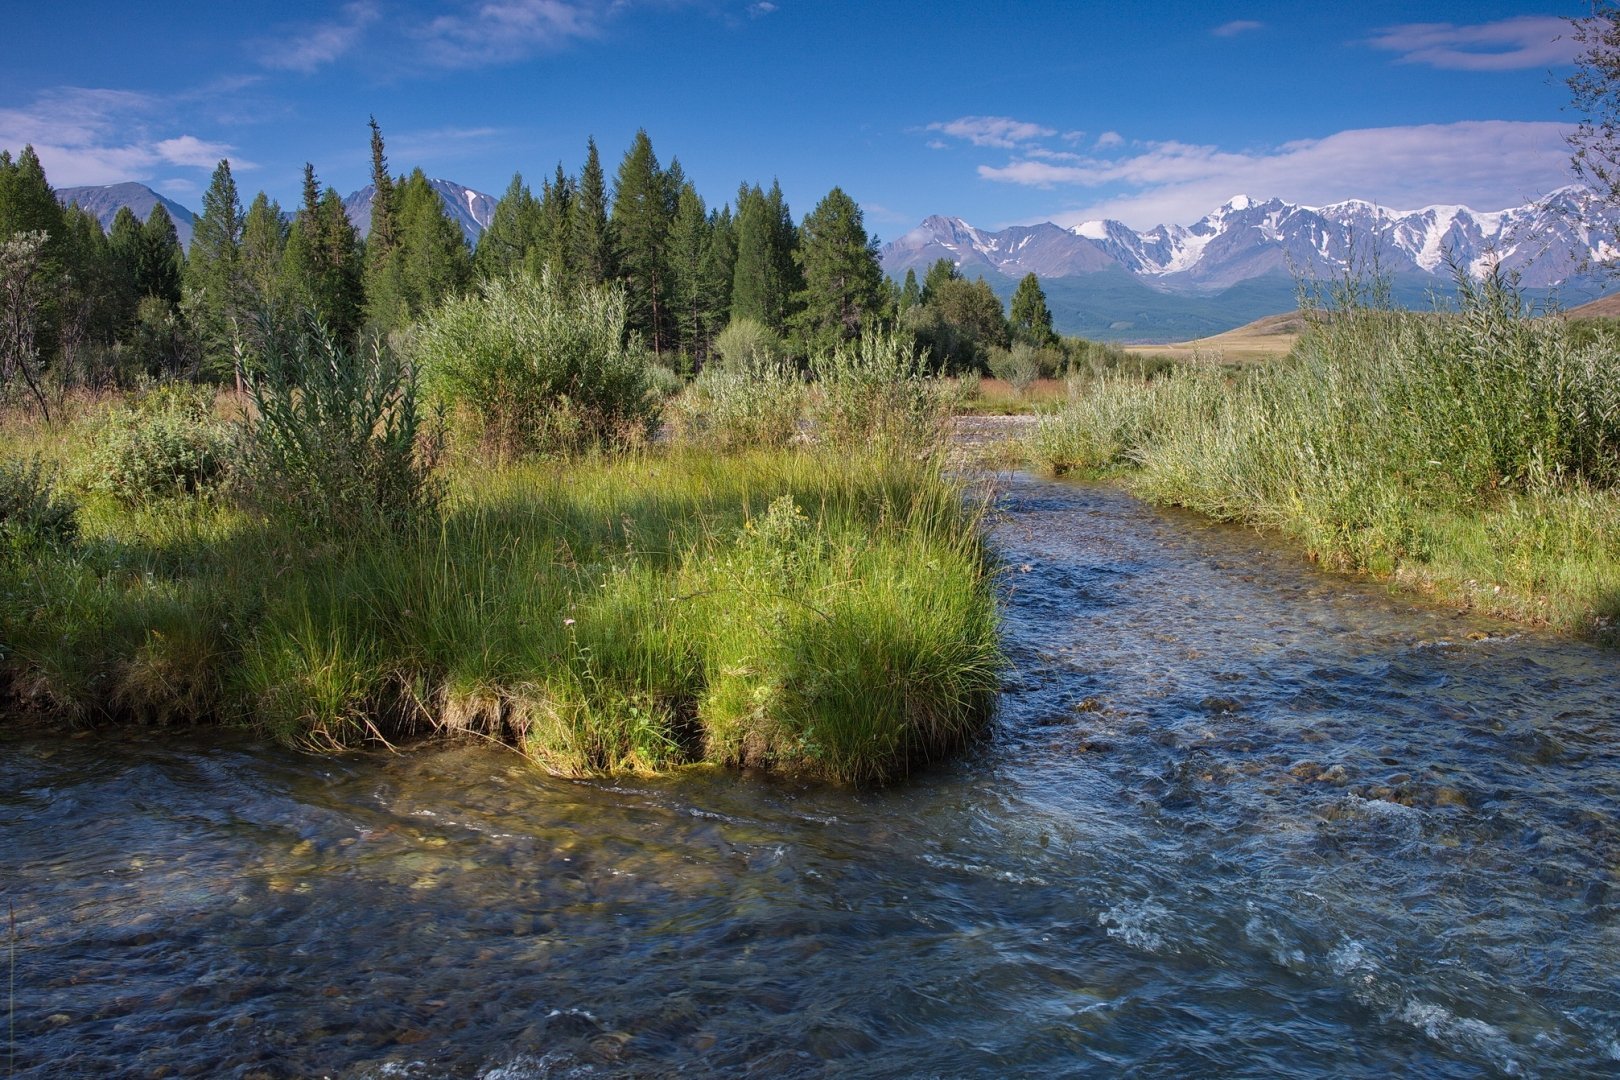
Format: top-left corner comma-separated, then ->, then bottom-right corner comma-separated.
0,87 -> 253,188
927,115 -> 1057,149
417,0 -> 608,68
973,121 -> 1572,228
748,1 -> 778,16
1212,20 -> 1263,38
1366,16 -> 1577,71
1094,130 -> 1125,149
258,1 -> 381,73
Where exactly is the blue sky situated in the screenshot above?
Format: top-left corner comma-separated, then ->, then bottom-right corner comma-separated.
0,1 -> 1587,236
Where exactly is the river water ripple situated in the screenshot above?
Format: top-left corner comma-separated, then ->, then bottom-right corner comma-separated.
3,473 -> 1618,1077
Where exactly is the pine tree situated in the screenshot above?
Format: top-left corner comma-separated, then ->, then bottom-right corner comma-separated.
570,137 -> 613,286
899,268 -> 921,313
137,203 -> 184,307
794,186 -> 884,349
362,118 -> 406,332
474,173 -> 541,280
240,192 -> 287,311
280,164 -> 363,340
107,205 -> 143,331
186,159 -> 246,363
699,203 -> 736,346
730,181 -> 802,334
667,181 -> 711,360
0,146 -> 67,364
921,258 -> 959,303
610,130 -> 675,354
529,164 -> 573,285
57,205 -> 121,380
1009,272 -> 1056,345
393,169 -> 471,320
366,117 -> 397,256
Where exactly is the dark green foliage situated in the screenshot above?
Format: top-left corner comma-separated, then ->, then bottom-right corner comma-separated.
239,193 -> 287,311
531,165 -> 574,285
899,268 -> 921,313
0,457 -> 77,555
137,203 -> 184,308
921,258 -> 959,303
667,182 -> 733,363
474,173 -> 541,280
186,160 -> 246,366
244,316 -> 439,536
570,138 -> 613,287
280,166 -> 364,342
906,274 -> 1008,373
794,186 -> 885,350
56,206 -> 125,384
370,169 -> 472,332
610,130 -> 676,356
1009,272 -> 1056,346
731,181 -> 801,335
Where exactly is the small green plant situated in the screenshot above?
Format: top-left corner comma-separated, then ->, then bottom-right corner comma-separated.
84,384 -> 235,504
711,317 -> 785,374
0,457 -> 77,554
988,343 -> 1042,396
244,316 -> 440,537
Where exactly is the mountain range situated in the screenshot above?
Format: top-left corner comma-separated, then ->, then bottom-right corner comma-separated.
53,180 -> 1620,342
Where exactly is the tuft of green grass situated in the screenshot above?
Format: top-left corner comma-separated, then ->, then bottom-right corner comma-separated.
2,414 -> 1000,783
1028,272 -> 1620,638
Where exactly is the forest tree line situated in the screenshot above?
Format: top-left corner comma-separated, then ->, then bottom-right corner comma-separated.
1,122 -> 1065,413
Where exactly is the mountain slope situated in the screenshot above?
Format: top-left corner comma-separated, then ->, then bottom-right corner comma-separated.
57,182 -> 197,249
342,179 -> 496,245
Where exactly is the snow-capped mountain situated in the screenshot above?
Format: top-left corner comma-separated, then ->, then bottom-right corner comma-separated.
882,188 -> 1616,291
57,183 -> 197,248
342,179 -> 497,244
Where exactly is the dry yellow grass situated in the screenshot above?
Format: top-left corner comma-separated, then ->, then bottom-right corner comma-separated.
1123,311 -> 1303,364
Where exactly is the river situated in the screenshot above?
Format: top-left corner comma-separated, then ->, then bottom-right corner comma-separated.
3,472 -> 1617,1077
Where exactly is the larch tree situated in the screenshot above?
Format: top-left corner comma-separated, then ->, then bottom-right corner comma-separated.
475,173 -> 542,280
794,186 -> 885,350
570,137 -> 613,287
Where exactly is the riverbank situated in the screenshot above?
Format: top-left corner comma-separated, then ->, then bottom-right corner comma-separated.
1024,284 -> 1620,645
1,428 -> 999,783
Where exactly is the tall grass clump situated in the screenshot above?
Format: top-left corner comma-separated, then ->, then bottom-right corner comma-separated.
1030,269 -> 1620,632
410,272 -> 659,460
244,317 -> 440,537
810,330 -> 952,453
666,356 -> 804,451
0,458 -> 77,556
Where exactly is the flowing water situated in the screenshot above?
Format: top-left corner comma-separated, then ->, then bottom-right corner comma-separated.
4,473 -> 1618,1078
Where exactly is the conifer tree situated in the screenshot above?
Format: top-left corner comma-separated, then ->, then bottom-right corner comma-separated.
667,181 -> 712,360
794,186 -> 885,349
280,164 -> 363,340
393,169 -> 471,320
530,164 -> 573,285
1009,271 -> 1056,345
730,181 -> 802,334
0,146 -> 67,363
107,205 -> 143,328
362,118 -> 407,332
137,203 -> 184,307
610,130 -> 675,354
57,205 -> 120,380
921,258 -> 959,303
570,137 -> 613,286
899,268 -> 921,313
186,159 -> 245,362
240,192 -> 287,311
474,173 -> 541,280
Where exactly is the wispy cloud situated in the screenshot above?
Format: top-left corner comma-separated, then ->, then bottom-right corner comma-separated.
1094,131 -> 1125,150
1212,20 -> 1263,38
0,87 -> 254,188
257,1 -> 381,73
1366,16 -> 1577,71
416,1 -> 610,68
387,125 -> 504,169
927,115 -> 1057,150
748,2 -> 778,17
973,121 -> 1571,228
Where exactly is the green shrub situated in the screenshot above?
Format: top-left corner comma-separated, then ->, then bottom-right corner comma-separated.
244,319 -> 440,537
711,318 -> 785,374
810,330 -> 950,452
84,384 -> 235,504
0,458 -> 77,554
988,343 -> 1042,395
666,364 -> 804,451
411,273 -> 659,460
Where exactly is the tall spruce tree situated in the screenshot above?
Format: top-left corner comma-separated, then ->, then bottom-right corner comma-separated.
474,173 -> 541,280
0,146 -> 67,364
570,137 -> 612,286
530,164 -> 573,285
186,159 -> 246,362
666,181 -> 712,360
280,164 -> 363,340
794,186 -> 884,349
610,130 -> 675,354
730,181 -> 801,335
393,169 -> 471,320
240,192 -> 287,311
137,203 -> 184,308
1009,272 -> 1056,345
899,268 -> 921,313
363,118 -> 407,332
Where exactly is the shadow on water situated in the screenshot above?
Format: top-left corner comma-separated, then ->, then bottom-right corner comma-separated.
3,471 -> 1618,1077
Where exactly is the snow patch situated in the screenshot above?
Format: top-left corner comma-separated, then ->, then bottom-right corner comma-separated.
1073,220 -> 1110,240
